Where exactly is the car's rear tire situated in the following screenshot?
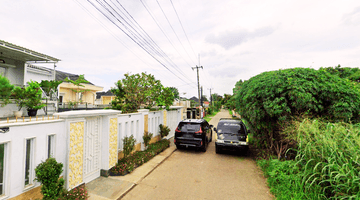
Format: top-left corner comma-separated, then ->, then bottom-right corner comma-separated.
200,140 -> 207,152
176,144 -> 182,149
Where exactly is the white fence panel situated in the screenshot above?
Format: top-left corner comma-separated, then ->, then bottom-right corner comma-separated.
117,113 -> 143,151
166,110 -> 180,139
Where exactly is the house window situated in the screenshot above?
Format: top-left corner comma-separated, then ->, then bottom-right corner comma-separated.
24,138 -> 34,186
0,143 -> 6,195
47,135 -> 55,159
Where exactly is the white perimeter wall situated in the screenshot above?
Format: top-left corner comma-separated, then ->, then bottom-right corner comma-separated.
0,120 -> 66,199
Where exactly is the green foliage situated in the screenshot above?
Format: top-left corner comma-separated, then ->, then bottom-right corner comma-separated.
34,158 -> 65,200
168,87 -> 180,99
258,119 -> 360,199
159,124 -> 170,138
40,80 -> 63,97
111,72 -> 174,113
234,68 -> 360,156
142,132 -> 153,148
156,87 -> 175,110
25,80 -> 45,110
0,75 -> 14,107
12,86 -> 26,111
122,135 -> 136,158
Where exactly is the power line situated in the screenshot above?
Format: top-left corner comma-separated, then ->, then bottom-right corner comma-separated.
155,0 -> 197,65
87,0 -> 191,84
140,0 -> 194,69
102,0 -> 195,84
169,0 -> 198,60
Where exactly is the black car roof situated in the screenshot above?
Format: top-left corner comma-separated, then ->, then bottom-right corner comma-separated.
218,118 -> 243,123
181,119 -> 207,123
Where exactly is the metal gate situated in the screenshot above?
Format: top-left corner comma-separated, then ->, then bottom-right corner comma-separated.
83,117 -> 101,183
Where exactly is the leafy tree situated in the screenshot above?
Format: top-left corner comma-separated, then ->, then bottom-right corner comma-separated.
111,72 -> 174,113
0,75 -> 14,107
234,68 -> 360,157
64,75 -> 90,103
168,87 -> 179,99
156,87 -> 175,110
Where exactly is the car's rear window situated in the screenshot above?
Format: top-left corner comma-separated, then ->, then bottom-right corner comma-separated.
178,123 -> 201,132
217,122 -> 243,134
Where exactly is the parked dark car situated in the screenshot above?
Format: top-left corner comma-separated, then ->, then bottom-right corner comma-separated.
174,119 -> 213,152
214,118 -> 250,154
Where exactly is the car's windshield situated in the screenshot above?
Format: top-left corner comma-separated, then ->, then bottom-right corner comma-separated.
217,122 -> 242,134
178,123 -> 201,132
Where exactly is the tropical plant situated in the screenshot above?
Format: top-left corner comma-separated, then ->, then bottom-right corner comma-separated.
142,131 -> 153,148
0,74 -> 14,107
25,80 -> 45,110
34,158 -> 65,200
159,124 -> 170,138
122,135 -> 136,158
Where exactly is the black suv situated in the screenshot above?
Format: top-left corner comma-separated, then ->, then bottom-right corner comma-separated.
214,118 -> 250,154
174,119 -> 213,152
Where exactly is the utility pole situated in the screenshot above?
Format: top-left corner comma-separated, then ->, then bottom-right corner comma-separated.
192,54 -> 202,109
208,88 -> 213,106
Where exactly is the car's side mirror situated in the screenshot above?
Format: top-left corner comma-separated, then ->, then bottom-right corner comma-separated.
214,127 -> 217,132
210,125 -> 213,128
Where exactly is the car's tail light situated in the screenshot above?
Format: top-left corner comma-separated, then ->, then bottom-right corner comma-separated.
195,127 -> 202,134
175,127 -> 181,132
174,139 -> 176,143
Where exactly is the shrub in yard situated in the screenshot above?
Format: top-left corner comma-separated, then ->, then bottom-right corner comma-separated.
159,124 -> 170,138
34,158 -> 65,200
122,135 -> 136,158
142,131 -> 153,148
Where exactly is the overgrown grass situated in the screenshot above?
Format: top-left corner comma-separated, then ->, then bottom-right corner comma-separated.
258,119 -> 360,199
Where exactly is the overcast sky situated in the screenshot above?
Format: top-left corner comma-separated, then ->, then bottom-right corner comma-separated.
1,0 -> 360,98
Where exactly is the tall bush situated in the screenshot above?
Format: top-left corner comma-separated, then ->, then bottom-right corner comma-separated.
0,75 -> 14,107
35,158 -> 65,200
122,135 -> 136,158
234,68 -> 360,157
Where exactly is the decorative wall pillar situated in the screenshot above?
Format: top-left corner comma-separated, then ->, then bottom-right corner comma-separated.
109,117 -> 118,168
163,110 -> 167,126
68,121 -> 85,189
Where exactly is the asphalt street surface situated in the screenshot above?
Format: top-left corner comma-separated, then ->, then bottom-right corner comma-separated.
122,110 -> 273,200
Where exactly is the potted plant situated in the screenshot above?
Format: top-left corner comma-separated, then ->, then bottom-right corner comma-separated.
12,86 -> 27,117
25,80 -> 45,116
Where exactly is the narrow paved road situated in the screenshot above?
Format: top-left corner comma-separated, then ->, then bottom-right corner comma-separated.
122,110 -> 273,200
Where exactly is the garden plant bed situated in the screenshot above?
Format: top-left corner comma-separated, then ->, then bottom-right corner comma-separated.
110,139 -> 170,176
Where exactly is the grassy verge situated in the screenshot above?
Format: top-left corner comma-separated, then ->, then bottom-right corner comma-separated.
258,119 -> 360,199
203,110 -> 219,122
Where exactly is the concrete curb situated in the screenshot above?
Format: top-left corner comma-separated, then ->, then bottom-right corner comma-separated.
88,144 -> 177,200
